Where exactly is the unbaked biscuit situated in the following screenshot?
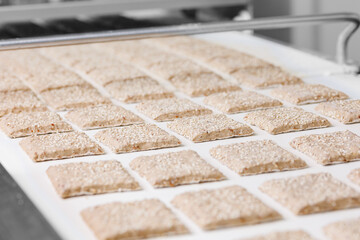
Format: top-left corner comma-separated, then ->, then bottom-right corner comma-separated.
243,230 -> 315,240
270,84 -> 348,105
46,160 -> 140,198
203,91 -> 282,114
95,124 -> 181,153
259,172 -> 360,215
323,217 -> 360,240
136,98 -> 212,121
130,150 -> 225,188
81,199 -> 188,240
290,131 -> 360,165
171,185 -> 281,230
348,168 -> 360,186
243,107 -> 330,134
0,73 -> 29,92
168,114 -> 253,142
315,99 -> 360,124
20,131 -> 104,162
65,105 -> 143,130
210,140 -> 307,175
0,111 -> 73,138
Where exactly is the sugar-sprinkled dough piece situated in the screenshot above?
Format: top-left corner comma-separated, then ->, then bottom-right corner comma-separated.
244,107 -> 330,134
136,98 -> 212,121
323,217 -> 360,240
0,111 -> 73,138
0,72 -> 29,92
130,150 -> 225,188
105,77 -> 174,103
172,185 -> 281,230
168,114 -> 253,142
0,90 -> 47,117
20,131 -> 104,162
348,168 -> 360,186
290,131 -> 360,165
259,172 -> 360,215
40,85 -> 110,110
65,105 -> 143,130
243,230 -> 315,240
210,140 -> 307,175
81,199 -> 188,240
271,84 -> 348,105
46,160 -> 140,198
204,91 -> 282,114
95,124 -> 181,153
315,99 -> 360,124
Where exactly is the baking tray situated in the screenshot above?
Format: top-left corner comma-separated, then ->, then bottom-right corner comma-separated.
1,32 -> 360,240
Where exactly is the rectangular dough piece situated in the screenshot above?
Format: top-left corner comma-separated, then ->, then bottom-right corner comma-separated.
259,172 -> 360,215
136,98 -> 212,121
105,77 -> 174,103
315,99 -> 360,124
270,84 -> 348,105
65,105 -> 143,130
323,217 -> 360,240
95,124 -> 181,153
203,91 -> 282,114
290,130 -> 360,165
210,140 -> 307,176
40,85 -> 111,111
46,160 -> 140,198
130,150 -> 225,188
243,107 -> 330,134
20,131 -> 104,162
348,168 -> 360,186
168,114 -> 253,142
0,111 -> 73,138
0,72 -> 29,92
171,185 -> 281,230
81,199 -> 188,240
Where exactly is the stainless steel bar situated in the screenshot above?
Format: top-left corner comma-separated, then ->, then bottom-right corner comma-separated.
0,12 -> 359,65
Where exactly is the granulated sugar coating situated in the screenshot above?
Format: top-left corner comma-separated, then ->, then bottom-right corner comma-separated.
136,98 -> 212,121
65,105 -> 143,130
81,199 -> 188,240
290,131 -> 360,165
315,99 -> 360,124
95,124 -> 181,153
130,150 -> 225,187
323,217 -> 360,240
259,172 -> 360,215
243,230 -> 315,240
203,91 -> 282,114
0,111 -> 73,138
270,84 -> 348,105
0,73 -> 29,92
210,140 -> 307,175
243,107 -> 330,134
348,168 -> 360,186
167,114 -> 253,142
171,185 -> 281,230
20,131 -> 104,162
46,160 -> 140,198
105,77 -> 174,103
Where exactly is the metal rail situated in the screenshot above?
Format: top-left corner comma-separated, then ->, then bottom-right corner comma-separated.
0,12 -> 359,65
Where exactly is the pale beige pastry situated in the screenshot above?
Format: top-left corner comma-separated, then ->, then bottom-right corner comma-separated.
243,230 -> 315,240
172,185 -> 281,230
323,217 -> 360,240
348,168 -> 360,186
0,90 -> 47,117
0,111 -> 73,138
315,99 -> 360,124
65,105 -> 143,130
244,107 -> 330,134
168,114 -> 253,142
130,150 -> 225,188
210,140 -> 307,175
271,84 -> 348,105
20,131 -> 104,162
95,124 -> 181,153
81,199 -> 188,240
0,73 -> 29,92
259,172 -> 360,215
204,91 -> 282,113
136,98 -> 212,121
290,131 -> 360,165
47,160 -> 140,198
40,85 -> 110,111
105,77 -> 174,103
